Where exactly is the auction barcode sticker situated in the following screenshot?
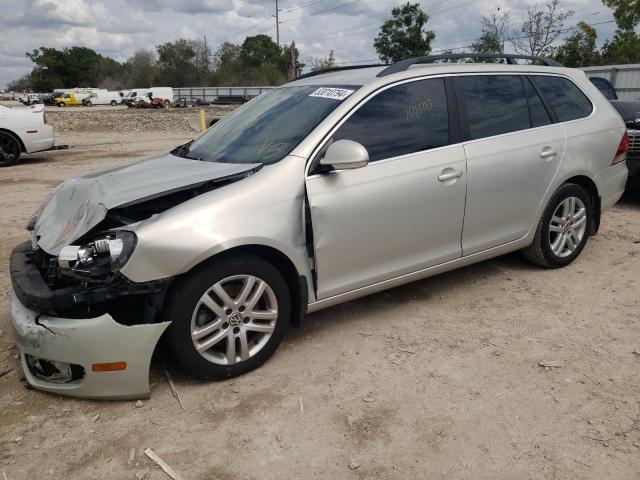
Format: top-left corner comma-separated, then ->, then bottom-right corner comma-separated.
309,87 -> 355,101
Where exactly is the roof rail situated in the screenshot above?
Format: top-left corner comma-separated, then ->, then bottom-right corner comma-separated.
290,64 -> 385,82
376,53 -> 563,77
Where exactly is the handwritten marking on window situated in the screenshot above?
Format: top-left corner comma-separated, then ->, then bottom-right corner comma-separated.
406,97 -> 433,121
255,140 -> 286,159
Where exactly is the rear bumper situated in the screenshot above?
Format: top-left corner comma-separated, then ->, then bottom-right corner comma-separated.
23,125 -> 54,153
594,161 -> 628,211
10,288 -> 170,400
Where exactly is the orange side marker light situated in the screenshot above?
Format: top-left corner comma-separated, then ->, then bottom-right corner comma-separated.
92,361 -> 127,372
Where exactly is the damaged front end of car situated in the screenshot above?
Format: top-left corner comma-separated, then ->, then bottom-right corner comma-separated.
9,153 -> 262,399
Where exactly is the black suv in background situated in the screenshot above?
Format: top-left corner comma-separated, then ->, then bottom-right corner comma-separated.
590,77 -> 639,189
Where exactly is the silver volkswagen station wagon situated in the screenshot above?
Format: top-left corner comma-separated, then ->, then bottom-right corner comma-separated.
10,54 -> 629,399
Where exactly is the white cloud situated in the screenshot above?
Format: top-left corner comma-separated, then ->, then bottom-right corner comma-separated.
0,0 -> 618,88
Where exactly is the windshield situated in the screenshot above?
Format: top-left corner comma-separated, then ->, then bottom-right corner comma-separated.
184,85 -> 359,164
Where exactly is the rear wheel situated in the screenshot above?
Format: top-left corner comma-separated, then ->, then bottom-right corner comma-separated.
85,100 -> 92,107
165,255 -> 291,379
0,131 -> 21,166
57,102 -> 64,107
110,100 -> 117,106
523,183 -> 592,268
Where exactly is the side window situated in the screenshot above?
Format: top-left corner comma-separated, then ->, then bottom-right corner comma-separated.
331,78 -> 449,162
523,77 -> 552,127
531,76 -> 593,122
456,75 -> 530,140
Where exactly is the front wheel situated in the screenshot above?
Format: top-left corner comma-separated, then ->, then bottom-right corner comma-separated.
110,100 -> 117,106
523,183 -> 592,268
0,131 -> 21,166
164,255 -> 291,379
57,102 -> 64,107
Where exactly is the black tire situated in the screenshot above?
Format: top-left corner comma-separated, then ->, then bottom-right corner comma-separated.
0,131 -> 21,167
85,101 -> 92,107
164,255 -> 291,379
523,183 -> 593,268
110,100 -> 117,106
57,102 -> 64,107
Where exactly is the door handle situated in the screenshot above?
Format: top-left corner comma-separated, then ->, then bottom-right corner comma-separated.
540,148 -> 557,159
438,169 -> 463,182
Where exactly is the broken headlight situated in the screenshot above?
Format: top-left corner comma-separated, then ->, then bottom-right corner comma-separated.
57,231 -> 136,280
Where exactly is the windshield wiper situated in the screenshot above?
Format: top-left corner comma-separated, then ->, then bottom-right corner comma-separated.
171,140 -> 197,159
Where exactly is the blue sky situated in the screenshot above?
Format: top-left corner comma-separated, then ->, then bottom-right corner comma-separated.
0,0 -> 620,89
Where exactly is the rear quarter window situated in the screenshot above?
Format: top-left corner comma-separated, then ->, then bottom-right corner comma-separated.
531,76 -> 593,122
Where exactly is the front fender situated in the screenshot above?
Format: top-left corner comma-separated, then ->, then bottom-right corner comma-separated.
120,155 -> 313,296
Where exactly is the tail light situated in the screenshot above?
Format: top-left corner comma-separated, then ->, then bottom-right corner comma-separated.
612,131 -> 628,165
43,112 -> 48,124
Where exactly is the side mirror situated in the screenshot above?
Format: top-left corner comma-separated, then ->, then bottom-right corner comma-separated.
319,139 -> 369,170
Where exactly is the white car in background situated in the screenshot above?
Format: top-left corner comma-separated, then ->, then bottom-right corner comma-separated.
0,103 -> 54,166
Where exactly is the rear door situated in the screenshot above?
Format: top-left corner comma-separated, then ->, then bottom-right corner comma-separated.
306,77 -> 467,299
455,74 -> 565,255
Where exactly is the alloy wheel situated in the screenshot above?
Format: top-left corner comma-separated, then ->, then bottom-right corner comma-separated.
190,274 -> 278,365
548,196 -> 587,258
0,133 -> 20,165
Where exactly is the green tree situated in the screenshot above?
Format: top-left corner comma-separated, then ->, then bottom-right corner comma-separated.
554,22 -> 601,67
602,0 -> 640,30
602,29 -> 640,64
124,50 -> 159,87
471,31 -> 502,55
156,39 -> 197,87
240,35 -> 286,70
374,2 -> 436,64
311,50 -> 336,71
25,46 -> 124,91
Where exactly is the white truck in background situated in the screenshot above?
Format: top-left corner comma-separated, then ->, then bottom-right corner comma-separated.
83,91 -> 121,106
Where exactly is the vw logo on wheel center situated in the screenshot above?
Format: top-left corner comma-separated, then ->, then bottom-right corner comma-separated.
229,312 -> 243,326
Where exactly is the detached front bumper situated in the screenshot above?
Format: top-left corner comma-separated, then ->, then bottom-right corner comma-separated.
10,288 -> 170,400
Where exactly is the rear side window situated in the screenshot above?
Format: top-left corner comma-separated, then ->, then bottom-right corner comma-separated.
531,76 -> 593,122
456,75 -> 530,140
523,78 -> 552,127
332,78 -> 449,162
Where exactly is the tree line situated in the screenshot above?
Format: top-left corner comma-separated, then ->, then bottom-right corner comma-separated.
6,0 -> 640,91
7,35 -> 312,92
373,0 -> 640,67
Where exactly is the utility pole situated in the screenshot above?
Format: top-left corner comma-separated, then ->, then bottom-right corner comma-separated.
203,35 -> 208,70
275,0 -> 280,46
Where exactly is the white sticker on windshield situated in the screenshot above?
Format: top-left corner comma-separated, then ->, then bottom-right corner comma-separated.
309,87 -> 355,101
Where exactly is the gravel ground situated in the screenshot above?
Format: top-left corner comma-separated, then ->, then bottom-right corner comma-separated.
44,104 -> 236,134
0,112 -> 639,480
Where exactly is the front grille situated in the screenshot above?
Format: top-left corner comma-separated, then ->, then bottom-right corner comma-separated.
627,129 -> 640,160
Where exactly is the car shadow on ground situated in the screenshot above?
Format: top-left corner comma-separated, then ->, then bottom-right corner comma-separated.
619,189 -> 640,208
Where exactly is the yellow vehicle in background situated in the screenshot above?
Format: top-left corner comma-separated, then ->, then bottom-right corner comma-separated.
54,93 -> 83,107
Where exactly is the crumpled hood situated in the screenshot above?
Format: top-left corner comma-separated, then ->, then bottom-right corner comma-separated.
33,154 -> 261,255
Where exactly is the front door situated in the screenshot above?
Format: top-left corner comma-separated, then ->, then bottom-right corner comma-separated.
306,77 -> 468,300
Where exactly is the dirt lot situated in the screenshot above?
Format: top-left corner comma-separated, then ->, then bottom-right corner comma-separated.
0,107 -> 639,480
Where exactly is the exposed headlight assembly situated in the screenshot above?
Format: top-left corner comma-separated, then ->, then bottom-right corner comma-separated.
57,231 -> 136,280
